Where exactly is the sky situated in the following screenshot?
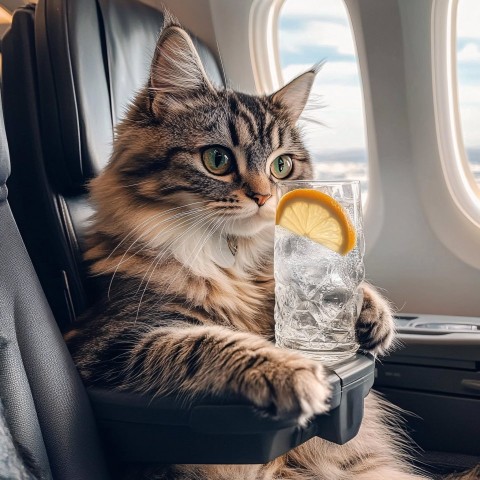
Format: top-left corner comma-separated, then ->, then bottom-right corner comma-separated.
278,0 -> 365,155
457,0 -> 480,153
277,0 -> 480,183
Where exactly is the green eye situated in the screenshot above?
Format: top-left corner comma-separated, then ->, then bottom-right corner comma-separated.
202,146 -> 233,175
270,155 -> 293,179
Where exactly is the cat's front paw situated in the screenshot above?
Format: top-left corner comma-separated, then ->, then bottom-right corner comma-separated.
356,283 -> 395,355
241,348 -> 331,425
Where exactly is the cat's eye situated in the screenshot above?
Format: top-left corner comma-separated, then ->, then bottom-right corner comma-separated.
270,155 -> 293,179
202,146 -> 233,175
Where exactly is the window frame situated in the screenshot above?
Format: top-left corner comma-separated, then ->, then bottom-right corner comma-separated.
432,0 -> 480,228
249,0 -> 284,94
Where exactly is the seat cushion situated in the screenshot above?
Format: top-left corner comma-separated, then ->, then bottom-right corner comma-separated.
36,0 -> 224,193
0,91 -> 109,479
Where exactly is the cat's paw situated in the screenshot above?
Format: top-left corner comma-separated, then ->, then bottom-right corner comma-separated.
356,283 -> 395,355
240,348 -> 331,425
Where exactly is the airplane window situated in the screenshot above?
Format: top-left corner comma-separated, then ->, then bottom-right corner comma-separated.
278,0 -> 368,196
456,0 -> 480,188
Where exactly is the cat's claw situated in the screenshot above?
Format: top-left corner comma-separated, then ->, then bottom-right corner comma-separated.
240,349 -> 331,426
356,283 -> 395,355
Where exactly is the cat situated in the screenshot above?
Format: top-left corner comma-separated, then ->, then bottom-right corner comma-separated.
65,14 -> 442,480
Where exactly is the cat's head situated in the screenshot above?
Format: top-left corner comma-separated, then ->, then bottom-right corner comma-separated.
89,19 -> 318,269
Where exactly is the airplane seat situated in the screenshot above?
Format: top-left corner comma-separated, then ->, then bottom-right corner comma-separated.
2,0 -> 224,330
0,95 -> 109,479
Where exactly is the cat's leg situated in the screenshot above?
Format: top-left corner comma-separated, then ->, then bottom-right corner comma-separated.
131,325 -> 332,423
356,283 -> 396,355
281,392 -> 430,479
71,322 -> 332,424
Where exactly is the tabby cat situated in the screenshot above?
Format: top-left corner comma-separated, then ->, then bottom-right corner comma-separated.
66,14 -> 430,480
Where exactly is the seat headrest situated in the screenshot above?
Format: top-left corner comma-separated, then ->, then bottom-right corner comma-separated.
0,98 -> 11,200
36,0 -> 223,194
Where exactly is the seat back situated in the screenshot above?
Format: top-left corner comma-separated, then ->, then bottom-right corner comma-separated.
2,0 -> 223,328
0,98 -> 109,479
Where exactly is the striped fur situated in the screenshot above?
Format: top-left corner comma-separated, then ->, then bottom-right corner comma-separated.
66,14 -> 438,480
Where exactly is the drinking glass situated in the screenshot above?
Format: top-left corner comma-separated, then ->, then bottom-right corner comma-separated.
274,180 -> 365,366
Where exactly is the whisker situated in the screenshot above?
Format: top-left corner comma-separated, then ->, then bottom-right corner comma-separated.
107,208 -> 208,298
123,206 -> 209,263
104,200 -> 211,262
112,208 -> 206,266
134,210 -> 220,320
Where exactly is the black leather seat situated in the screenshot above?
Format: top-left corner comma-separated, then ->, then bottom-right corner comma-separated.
2,0 -> 223,330
1,0 -> 376,468
0,98 -> 109,479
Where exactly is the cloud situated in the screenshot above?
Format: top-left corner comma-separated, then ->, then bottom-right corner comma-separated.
457,0 -> 480,39
458,81 -> 480,148
278,1 -> 365,153
282,61 -> 360,86
299,84 -> 367,152
280,0 -> 347,20
453,2 -> 480,147
279,60 -> 366,153
279,19 -> 356,56
458,85 -> 480,107
457,42 -> 480,63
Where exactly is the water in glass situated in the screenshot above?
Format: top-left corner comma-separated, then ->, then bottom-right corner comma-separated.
274,181 -> 365,366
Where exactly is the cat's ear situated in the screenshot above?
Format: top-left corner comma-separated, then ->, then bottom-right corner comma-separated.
149,25 -> 213,111
270,65 -> 320,121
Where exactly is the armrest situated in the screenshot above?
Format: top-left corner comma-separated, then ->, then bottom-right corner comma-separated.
88,353 -> 374,464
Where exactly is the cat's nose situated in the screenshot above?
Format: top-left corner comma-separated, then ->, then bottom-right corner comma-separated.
252,193 -> 272,207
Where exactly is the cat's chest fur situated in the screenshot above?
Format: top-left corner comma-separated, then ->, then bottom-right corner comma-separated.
169,228 -> 276,337
91,225 -> 277,338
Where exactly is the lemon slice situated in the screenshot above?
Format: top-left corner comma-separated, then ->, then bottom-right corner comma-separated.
276,188 -> 356,255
